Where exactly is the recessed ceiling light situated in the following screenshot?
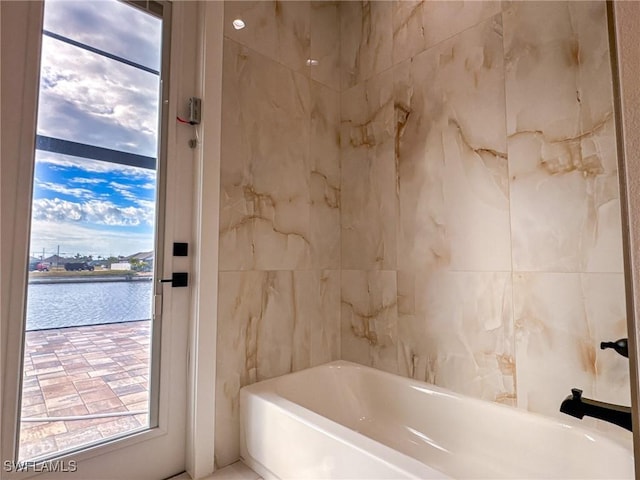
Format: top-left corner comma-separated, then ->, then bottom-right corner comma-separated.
306,59 -> 319,66
232,18 -> 246,30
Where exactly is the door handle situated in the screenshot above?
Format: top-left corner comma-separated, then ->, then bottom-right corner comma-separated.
159,272 -> 188,287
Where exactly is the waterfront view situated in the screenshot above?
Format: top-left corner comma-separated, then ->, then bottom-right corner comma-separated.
20,273 -> 155,461
26,280 -> 153,331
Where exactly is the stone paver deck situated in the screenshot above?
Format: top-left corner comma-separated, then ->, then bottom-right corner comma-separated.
19,321 -> 150,461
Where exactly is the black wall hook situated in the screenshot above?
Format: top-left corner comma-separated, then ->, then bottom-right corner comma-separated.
159,272 -> 188,287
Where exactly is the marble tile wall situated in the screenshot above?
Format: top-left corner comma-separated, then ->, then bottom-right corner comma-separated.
504,1 -> 628,438
215,1 -> 341,468
215,0 -> 630,467
339,0 -> 629,434
340,2 -> 516,404
504,2 -> 622,274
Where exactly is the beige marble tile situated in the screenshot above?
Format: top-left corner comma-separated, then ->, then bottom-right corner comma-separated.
215,270 -> 340,468
392,1 -> 502,66
310,82 -> 340,269
219,39 -> 312,271
392,1 -> 425,66
397,270 -> 515,404
504,1 -> 622,273
258,270 -> 340,374
395,14 -> 510,273
255,272 -> 299,378
310,1 -> 340,91
224,1 -> 310,74
215,271 -> 263,468
341,70 -> 397,270
296,270 -> 341,367
340,1 -> 393,89
514,272 -> 629,428
341,270 -> 398,374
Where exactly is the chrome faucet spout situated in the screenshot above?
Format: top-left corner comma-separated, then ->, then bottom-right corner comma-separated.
560,388 -> 632,432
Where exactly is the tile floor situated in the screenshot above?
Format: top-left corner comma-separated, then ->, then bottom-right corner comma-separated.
169,461 -> 261,480
19,321 -> 151,461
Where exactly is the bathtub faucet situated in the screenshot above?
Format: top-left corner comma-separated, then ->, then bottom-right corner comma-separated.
560,388 -> 632,432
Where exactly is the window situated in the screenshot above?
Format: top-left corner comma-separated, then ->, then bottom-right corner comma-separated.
17,0 -> 167,462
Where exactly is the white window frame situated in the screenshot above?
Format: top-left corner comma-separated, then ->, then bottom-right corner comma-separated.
1,1 -> 223,478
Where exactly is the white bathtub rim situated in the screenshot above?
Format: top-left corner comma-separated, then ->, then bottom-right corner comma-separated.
240,389 -> 450,479
242,360 -> 633,453
240,360 -> 633,479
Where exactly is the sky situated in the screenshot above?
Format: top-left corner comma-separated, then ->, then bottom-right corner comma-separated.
31,0 -> 163,259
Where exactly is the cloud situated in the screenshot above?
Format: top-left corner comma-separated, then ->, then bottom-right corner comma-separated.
31,220 -> 155,257
37,37 -> 160,157
36,151 -> 156,181
36,179 -> 95,199
32,198 -> 155,227
109,181 -> 137,201
43,0 -> 162,72
108,182 -> 156,209
135,200 -> 156,210
69,177 -> 106,185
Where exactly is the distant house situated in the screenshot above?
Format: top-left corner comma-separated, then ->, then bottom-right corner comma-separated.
127,251 -> 154,263
126,251 -> 154,272
43,254 -> 69,268
110,262 -> 132,271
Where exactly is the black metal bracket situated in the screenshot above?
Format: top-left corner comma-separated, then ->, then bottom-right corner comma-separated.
173,242 -> 188,256
159,272 -> 188,287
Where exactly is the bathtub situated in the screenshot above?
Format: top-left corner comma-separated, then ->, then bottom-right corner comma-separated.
239,361 -> 634,479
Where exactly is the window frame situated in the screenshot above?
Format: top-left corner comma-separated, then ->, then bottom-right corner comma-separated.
2,0 -> 176,469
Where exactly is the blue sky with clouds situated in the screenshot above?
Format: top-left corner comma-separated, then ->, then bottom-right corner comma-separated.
30,0 -> 162,258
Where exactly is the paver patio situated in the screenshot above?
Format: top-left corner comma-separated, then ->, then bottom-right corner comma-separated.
19,321 -> 151,461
